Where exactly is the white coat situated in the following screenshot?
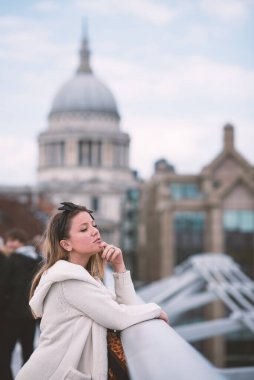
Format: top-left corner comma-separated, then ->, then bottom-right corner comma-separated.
15,260 -> 161,380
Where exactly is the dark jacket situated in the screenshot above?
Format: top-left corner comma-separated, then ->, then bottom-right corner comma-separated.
0,251 -> 8,314
4,246 -> 41,319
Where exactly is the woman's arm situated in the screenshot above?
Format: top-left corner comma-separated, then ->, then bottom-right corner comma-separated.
101,242 -> 142,305
62,279 -> 161,331
112,271 -> 143,305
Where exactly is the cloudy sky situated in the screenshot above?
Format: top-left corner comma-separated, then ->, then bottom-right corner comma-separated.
0,0 -> 254,185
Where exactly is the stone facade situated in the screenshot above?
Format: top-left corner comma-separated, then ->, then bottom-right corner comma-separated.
137,124 -> 254,282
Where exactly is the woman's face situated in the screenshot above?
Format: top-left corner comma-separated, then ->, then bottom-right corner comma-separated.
64,211 -> 102,257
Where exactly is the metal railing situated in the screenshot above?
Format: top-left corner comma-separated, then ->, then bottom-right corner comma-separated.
121,319 -> 227,380
218,367 -> 254,380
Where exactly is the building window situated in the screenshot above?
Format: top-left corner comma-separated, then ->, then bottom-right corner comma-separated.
79,141 -> 102,166
223,210 -> 254,277
170,183 -> 202,200
126,210 -> 134,220
174,212 -> 206,265
91,196 -> 99,212
126,188 -> 139,203
223,210 -> 254,233
213,180 -> 221,188
92,141 -> 102,166
79,141 -> 92,165
45,142 -> 65,166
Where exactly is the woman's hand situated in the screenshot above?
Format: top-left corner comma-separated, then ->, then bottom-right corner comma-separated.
159,310 -> 169,324
100,242 -> 126,273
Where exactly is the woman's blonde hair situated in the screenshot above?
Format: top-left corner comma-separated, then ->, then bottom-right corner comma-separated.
30,203 -> 104,300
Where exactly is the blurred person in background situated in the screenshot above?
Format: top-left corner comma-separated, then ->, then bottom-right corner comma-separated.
0,235 -> 12,256
0,236 -> 10,377
0,228 -> 41,380
32,234 -> 45,261
0,236 -> 9,353
0,235 -> 9,276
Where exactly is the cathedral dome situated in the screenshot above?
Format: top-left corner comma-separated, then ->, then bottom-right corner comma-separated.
49,37 -> 119,119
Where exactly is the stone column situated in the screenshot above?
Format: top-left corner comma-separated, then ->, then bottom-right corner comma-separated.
160,206 -> 174,277
124,144 -> 129,167
209,205 -> 224,252
119,144 -> 124,167
66,139 -> 78,166
38,143 -> 45,168
204,203 -> 226,367
203,300 -> 226,368
103,141 -> 113,167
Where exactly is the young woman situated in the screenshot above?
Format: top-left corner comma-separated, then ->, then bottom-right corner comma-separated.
15,202 -> 167,380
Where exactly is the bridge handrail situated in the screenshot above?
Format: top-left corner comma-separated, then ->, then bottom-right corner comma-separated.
121,319 -> 227,380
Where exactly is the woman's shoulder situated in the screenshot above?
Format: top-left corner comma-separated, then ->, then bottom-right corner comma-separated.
45,260 -> 100,286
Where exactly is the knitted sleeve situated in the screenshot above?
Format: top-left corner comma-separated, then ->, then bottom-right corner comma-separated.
112,271 -> 143,305
62,279 -> 161,331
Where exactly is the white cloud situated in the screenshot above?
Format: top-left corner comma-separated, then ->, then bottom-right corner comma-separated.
200,0 -> 249,21
125,114 -> 254,178
94,53 -> 254,108
125,116 -> 219,177
0,137 -> 37,185
33,1 -> 59,13
181,22 -> 228,45
0,16 -> 75,64
0,15 -> 28,28
75,0 -> 177,25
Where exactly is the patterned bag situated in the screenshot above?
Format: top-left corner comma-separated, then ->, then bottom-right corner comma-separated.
107,330 -> 130,380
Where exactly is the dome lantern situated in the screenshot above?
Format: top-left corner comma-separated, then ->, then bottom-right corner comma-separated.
77,35 -> 92,74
